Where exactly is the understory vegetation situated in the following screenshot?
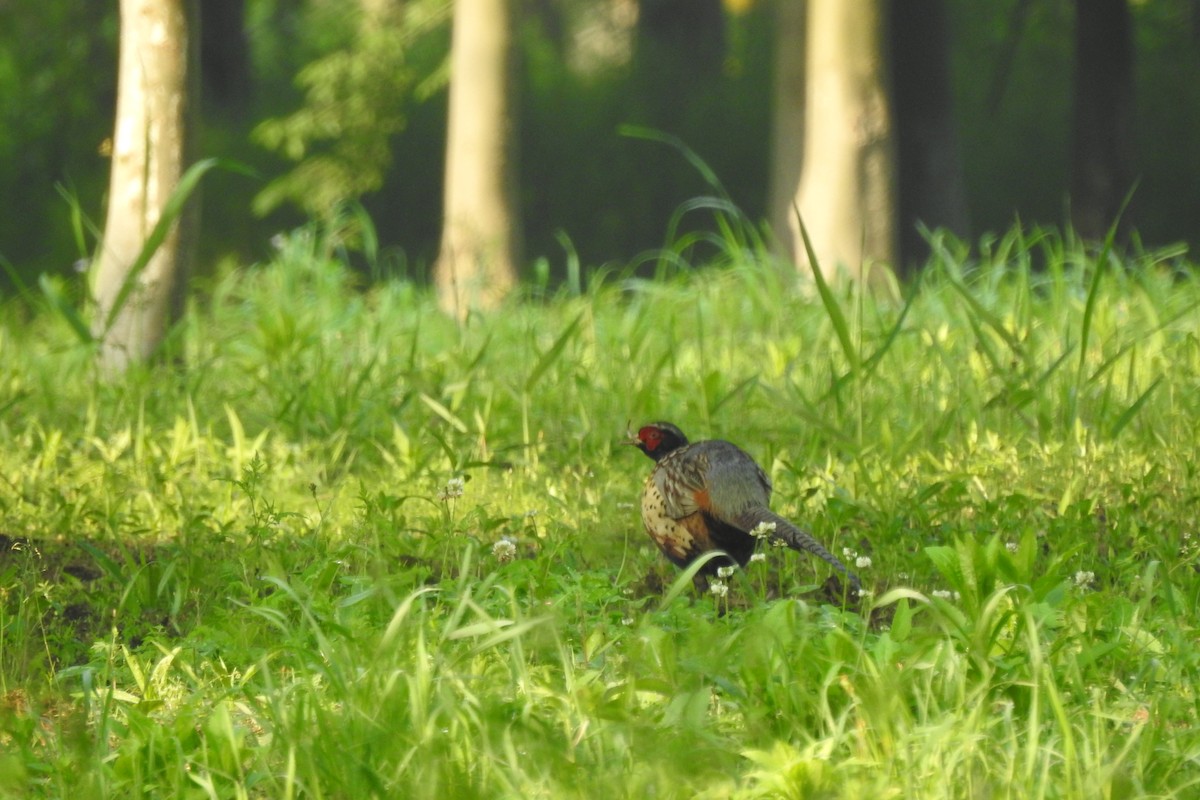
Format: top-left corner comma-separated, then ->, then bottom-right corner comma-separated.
2,222 -> 1199,798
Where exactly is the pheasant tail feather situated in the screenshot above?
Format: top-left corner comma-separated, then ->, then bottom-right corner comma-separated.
737,508 -> 861,592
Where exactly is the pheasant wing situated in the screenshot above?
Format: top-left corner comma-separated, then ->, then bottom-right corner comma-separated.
654,441 -> 771,520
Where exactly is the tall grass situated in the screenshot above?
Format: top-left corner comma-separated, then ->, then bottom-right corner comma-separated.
1,217 -> 1199,797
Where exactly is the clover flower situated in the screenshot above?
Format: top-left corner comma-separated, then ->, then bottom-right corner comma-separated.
437,476 -> 465,501
492,537 -> 517,563
750,521 -> 777,540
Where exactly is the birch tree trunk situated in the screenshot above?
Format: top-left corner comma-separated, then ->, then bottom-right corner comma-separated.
434,0 -> 520,321
781,0 -> 896,283
92,0 -> 197,373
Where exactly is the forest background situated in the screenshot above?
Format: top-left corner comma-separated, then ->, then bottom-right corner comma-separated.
3,0 -> 1200,291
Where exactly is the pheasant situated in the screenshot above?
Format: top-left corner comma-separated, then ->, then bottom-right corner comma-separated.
627,421 -> 861,596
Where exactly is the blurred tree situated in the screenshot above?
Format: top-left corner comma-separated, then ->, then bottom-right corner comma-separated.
252,1 -> 449,220
92,0 -> 199,373
0,4 -> 115,283
773,0 -> 896,282
627,0 -> 726,247
766,0 -> 805,268
562,0 -> 638,75
1070,0 -> 1135,240
434,0 -> 520,319
891,0 -> 969,270
633,0 -> 724,125
201,0 -> 251,110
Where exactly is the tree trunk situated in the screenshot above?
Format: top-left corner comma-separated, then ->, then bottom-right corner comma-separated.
434,0 -> 521,320
767,0 -> 806,264
891,0 -> 969,271
787,0 -> 896,283
92,0 -> 198,373
1071,0 -> 1135,241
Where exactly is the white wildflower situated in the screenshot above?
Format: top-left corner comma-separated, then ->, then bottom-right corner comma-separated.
842,547 -> 857,559
437,476 -> 466,501
855,555 -> 872,570
709,580 -> 729,599
932,589 -> 960,601
716,565 -> 737,579
492,537 -> 517,564
749,553 -> 767,564
750,521 -> 777,540
1074,570 -> 1095,588
1006,541 -> 1019,553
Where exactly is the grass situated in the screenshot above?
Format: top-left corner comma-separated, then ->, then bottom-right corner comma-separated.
2,218 -> 1200,798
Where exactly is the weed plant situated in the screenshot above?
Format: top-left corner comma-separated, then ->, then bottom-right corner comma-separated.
1,219 -> 1199,798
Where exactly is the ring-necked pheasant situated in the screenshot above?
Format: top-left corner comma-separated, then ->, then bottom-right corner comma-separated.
627,421 -> 860,596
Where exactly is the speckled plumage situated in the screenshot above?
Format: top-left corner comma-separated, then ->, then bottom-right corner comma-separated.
629,422 -> 860,595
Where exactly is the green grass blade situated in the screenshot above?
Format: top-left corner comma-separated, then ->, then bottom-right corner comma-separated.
100,158 -> 248,334
618,124 -> 727,196
794,204 -> 860,372
945,273 -> 1024,355
1076,186 -> 1136,390
1075,250 -> 1106,388
525,312 -> 584,393
39,274 -> 94,344
1109,376 -> 1162,439
658,551 -> 726,610
54,182 -> 99,260
826,270 -> 922,399
0,254 -> 37,306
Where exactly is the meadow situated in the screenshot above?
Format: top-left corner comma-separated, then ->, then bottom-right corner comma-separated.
1,221 -> 1199,798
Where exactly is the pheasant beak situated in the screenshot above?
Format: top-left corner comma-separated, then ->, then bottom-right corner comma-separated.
621,424 -> 642,448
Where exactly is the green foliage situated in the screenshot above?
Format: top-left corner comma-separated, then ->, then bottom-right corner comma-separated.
252,1 -> 451,219
3,223 -> 1200,796
0,4 -> 116,277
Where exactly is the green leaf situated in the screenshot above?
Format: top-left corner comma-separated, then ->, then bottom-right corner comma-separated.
525,312 -> 584,393
39,274 -> 94,345
100,158 -> 250,334
890,597 -> 913,642
618,125 -> 726,196
1109,376 -> 1162,439
925,545 -> 962,588
794,205 -> 860,372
